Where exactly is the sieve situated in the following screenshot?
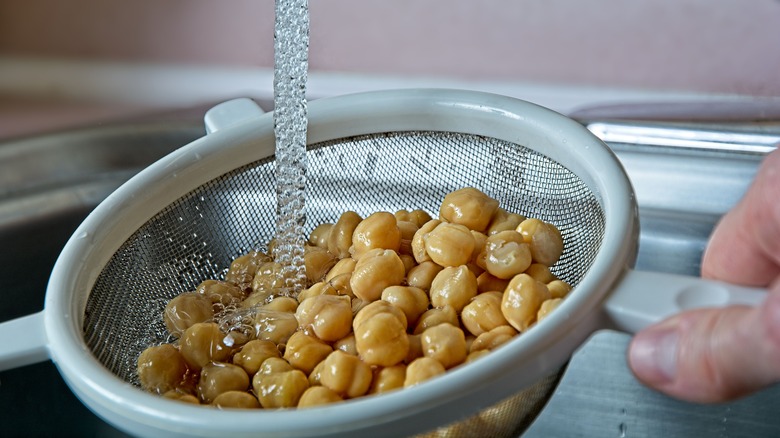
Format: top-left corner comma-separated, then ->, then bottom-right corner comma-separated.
0,89 -> 767,437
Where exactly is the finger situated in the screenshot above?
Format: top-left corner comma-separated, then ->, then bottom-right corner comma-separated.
702,148 -> 780,287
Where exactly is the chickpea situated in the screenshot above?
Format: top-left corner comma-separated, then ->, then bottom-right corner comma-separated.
295,294 -> 353,342
297,281 -> 339,303
319,351 -> 373,398
325,258 -> 356,281
352,300 -> 408,331
516,218 -> 564,267
537,298 -> 563,322
308,360 -> 325,386
420,323 -> 467,369
396,220 -> 419,256
395,209 -> 433,227
351,297 -> 369,317
399,254 -> 417,274
439,187 -> 499,233
253,369 -> 310,409
461,291 -> 508,336
350,248 -> 405,302
486,208 -> 526,235
381,285 -> 430,327
251,261 -> 286,298
404,357 -> 446,387
349,211 -> 402,259
525,263 -> 556,284
411,219 -> 441,263
548,279 -> 572,299
232,339 -> 281,376
470,230 -> 488,264
262,296 -> 300,313
162,390 -> 200,404
501,274 -> 551,332
283,331 -> 333,374
163,292 -> 214,338
196,280 -> 246,307
327,211 -> 362,259
407,261 -> 444,291
369,364 -> 407,394
197,362 -> 249,403
179,322 -> 232,370
334,333 -> 358,356
470,325 -> 518,353
424,222 -> 475,267
429,265 -> 478,313
258,357 -> 295,375
308,223 -> 333,248
253,309 -> 299,345
327,272 -> 354,298
483,230 -> 532,280
405,334 -> 424,363
354,311 -> 409,367
304,246 -> 338,284
137,344 -> 189,394
465,349 -> 491,363
476,271 -> 510,294
212,390 -> 261,409
413,305 -> 458,335
298,386 -> 343,408
225,251 -> 270,291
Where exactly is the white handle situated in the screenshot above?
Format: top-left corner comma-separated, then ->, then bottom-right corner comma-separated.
605,270 -> 767,333
0,311 -> 49,371
204,97 -> 266,134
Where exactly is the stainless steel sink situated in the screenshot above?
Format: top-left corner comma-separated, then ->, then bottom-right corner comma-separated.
0,104 -> 772,436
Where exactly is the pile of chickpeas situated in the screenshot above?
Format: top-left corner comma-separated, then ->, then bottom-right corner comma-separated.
137,187 -> 571,409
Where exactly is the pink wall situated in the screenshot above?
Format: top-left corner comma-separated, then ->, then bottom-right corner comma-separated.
1,0 -> 779,96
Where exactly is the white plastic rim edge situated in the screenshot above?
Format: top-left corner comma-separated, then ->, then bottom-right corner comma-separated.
24,89 -> 638,437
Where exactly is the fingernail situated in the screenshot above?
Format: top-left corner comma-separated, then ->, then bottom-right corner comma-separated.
629,327 -> 679,384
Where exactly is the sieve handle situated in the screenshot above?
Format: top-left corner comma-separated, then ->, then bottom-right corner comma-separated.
204,98 -> 266,134
604,269 -> 767,333
0,311 -> 49,371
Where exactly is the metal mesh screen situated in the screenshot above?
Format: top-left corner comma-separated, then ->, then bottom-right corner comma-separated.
84,131 -> 605,384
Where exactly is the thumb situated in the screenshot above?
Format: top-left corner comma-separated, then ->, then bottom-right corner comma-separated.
628,285 -> 780,403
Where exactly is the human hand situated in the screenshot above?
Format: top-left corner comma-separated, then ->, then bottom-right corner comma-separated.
628,147 -> 780,403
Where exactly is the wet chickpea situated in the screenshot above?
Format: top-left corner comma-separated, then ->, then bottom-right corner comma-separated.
439,187 -> 500,233
354,310 -> 409,367
351,297 -> 369,316
470,230 -> 488,264
501,274 -> 551,332
407,261 -> 444,291
304,246 -> 338,284
308,223 -> 333,248
420,323 -> 467,369
224,251 -> 270,291
525,263 -> 555,284
465,349 -> 491,363
381,285 -> 429,327
486,208 -> 526,235
283,331 -> 333,375
476,271 -> 510,294
537,298 -> 563,322
461,291 -> 508,336
395,209 -> 433,227
196,280 -> 246,306
308,360 -> 325,386
232,339 -> 280,376
405,333 -> 424,363
370,364 -> 407,394
179,322 -> 232,370
328,211 -> 362,259
258,356 -> 295,375
399,254 -> 417,274
349,211 -> 402,259
352,300 -> 407,330
325,258 -> 356,281
350,248 -> 405,302
298,386 -> 343,407
262,296 -> 299,313
253,309 -> 299,345
484,231 -> 532,280
163,390 -> 200,404
411,219 -> 441,263
295,294 -> 352,342
424,222 -> 475,267
319,350 -> 373,399
404,357 -> 446,387
548,279 -> 572,299
197,362 -> 250,403
334,333 -> 357,356
429,265 -> 478,313
137,344 -> 189,394
413,305 -> 458,335
326,272 -> 354,298
253,369 -> 310,409
397,220 -> 419,256
516,218 -> 564,267
212,390 -> 261,409
163,292 -> 214,338
470,325 -> 518,353
296,281 -> 338,303
250,261 -> 287,300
